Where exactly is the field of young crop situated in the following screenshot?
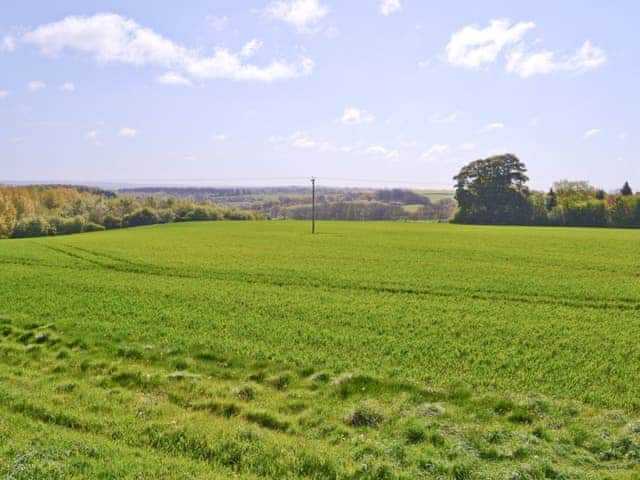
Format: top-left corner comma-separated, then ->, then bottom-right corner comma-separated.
1,221 -> 639,479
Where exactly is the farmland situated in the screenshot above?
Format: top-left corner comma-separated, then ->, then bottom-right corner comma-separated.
1,221 -> 639,478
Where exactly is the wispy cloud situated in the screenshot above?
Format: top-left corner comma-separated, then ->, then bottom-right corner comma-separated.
206,15 -> 229,32
446,19 -> 606,78
28,80 -> 46,92
446,19 -> 535,69
212,133 -> 227,141
22,13 -> 313,83
380,0 -> 402,16
428,112 -> 460,124
262,0 -> 329,33
240,39 -> 263,58
0,90 -> 8,99
157,71 -> 192,86
272,131 -> 398,161
421,142 -> 479,164
421,144 -> 450,161
340,107 -> 375,125
61,82 -> 75,92
583,128 -> 600,139
506,40 -> 606,78
118,127 -> 138,138
481,122 -> 505,132
1,35 -> 16,52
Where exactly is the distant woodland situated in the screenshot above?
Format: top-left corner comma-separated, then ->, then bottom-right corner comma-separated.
0,185 -> 261,239
120,186 -> 457,222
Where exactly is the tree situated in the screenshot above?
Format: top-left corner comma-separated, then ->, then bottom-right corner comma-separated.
453,154 -> 531,224
621,181 -> 633,196
546,188 -> 557,211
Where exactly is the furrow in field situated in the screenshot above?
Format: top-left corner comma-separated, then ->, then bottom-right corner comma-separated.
13,243 -> 640,313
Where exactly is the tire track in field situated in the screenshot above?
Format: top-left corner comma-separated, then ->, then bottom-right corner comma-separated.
12,243 -> 640,313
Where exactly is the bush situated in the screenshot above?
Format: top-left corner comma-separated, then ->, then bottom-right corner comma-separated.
84,222 -> 105,232
103,214 -> 122,229
345,402 -> 384,428
123,208 -> 160,227
563,200 -> 609,227
185,206 -> 220,221
156,208 -> 176,224
11,217 -> 52,238
610,195 -> 640,227
55,216 -> 85,235
224,209 -> 252,220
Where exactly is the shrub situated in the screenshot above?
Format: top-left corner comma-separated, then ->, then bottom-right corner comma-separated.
83,222 -> 105,232
55,216 -> 85,235
610,195 -> 640,227
11,217 -> 52,238
103,214 -> 122,229
405,425 -> 426,444
563,200 -> 609,227
345,402 -> 384,428
185,206 -> 220,221
156,208 -> 176,224
123,208 -> 160,227
224,209 -> 252,220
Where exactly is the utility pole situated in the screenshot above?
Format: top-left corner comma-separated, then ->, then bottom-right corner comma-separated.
311,176 -> 316,234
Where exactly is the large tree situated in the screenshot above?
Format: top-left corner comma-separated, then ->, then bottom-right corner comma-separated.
453,154 -> 532,224
621,181 -> 633,196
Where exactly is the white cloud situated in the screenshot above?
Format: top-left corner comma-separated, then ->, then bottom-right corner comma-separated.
421,143 -> 478,163
619,132 -> 628,141
506,40 -> 606,78
428,112 -> 460,124
421,144 -> 450,161
28,80 -> 46,92
263,0 -> 329,33
417,58 -> 432,69
85,130 -> 98,140
240,39 -> 263,58
340,107 -> 375,125
446,19 -> 535,69
380,0 -> 402,16
481,122 -> 504,132
446,19 -> 606,78
118,127 -> 138,137
291,132 -> 317,149
583,128 -> 600,139
276,132 -> 398,161
186,50 -> 313,81
22,13 -> 313,83
212,133 -> 227,141
365,145 -> 388,155
61,82 -> 75,92
1,35 -> 15,52
324,25 -> 339,39
207,15 -> 229,32
364,145 -> 399,162
157,71 -> 192,86
0,90 -> 8,99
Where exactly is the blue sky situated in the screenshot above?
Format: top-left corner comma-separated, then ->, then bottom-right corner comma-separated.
0,0 -> 637,190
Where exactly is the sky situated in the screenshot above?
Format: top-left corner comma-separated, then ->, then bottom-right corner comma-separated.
0,0 -> 638,190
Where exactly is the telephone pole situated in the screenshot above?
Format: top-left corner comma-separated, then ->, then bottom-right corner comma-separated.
311,177 -> 316,234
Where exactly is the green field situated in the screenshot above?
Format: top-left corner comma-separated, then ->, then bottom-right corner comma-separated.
1,221 -> 639,478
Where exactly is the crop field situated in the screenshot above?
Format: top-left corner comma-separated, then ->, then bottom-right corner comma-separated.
1,221 -> 640,478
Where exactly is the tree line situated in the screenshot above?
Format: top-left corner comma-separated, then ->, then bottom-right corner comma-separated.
0,185 -> 262,239
453,154 -> 640,227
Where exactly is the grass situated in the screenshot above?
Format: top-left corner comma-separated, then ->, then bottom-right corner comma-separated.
0,221 -> 639,478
